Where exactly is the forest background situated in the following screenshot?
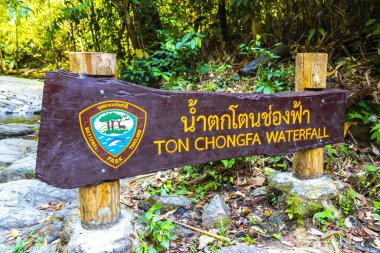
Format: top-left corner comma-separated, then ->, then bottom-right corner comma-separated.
0,0 -> 378,83
1,0 -> 379,139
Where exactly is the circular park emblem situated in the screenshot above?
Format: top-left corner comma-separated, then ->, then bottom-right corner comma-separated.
79,100 -> 147,169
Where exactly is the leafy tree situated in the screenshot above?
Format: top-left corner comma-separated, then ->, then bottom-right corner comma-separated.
5,0 -> 31,72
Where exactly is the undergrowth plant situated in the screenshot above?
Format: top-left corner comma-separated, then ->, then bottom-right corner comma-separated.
338,188 -> 358,215
285,193 -> 307,225
239,35 -> 294,94
145,180 -> 190,196
347,100 -> 380,142
313,208 -> 336,232
358,165 -> 379,200
136,204 -> 177,253
123,21 -> 203,87
11,239 -> 27,253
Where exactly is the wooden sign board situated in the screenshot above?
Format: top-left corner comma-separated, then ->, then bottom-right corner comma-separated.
36,71 -> 346,188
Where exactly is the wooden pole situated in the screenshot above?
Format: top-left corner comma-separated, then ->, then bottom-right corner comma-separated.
69,52 -> 120,229
293,53 -> 328,179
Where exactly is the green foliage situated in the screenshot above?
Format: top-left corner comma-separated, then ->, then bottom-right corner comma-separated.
347,100 -> 380,124
136,204 -> 177,253
221,158 -> 236,169
239,37 -> 294,94
5,0 -> 31,19
371,199 -> 380,221
347,100 -> 380,142
237,235 -> 256,244
314,209 -> 336,232
34,236 -> 44,249
216,218 -> 229,237
145,180 -> 190,196
11,239 -> 27,253
373,201 -> 380,212
123,26 -> 203,87
370,120 -> 380,142
285,193 -> 306,225
338,188 -> 357,215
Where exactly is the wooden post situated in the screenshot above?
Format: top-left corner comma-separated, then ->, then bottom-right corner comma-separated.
293,53 -> 328,179
69,52 -> 120,229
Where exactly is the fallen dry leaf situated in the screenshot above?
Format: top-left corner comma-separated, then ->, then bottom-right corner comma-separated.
264,208 -> 273,217
195,200 -> 206,208
363,227 -> 379,237
321,230 -> 343,240
158,209 -> 177,221
37,202 -> 64,212
198,235 -> 215,250
352,236 -> 364,242
120,196 -> 134,207
345,217 -> 353,229
248,176 -> 266,187
240,207 -> 251,214
373,237 -> 380,249
308,227 -> 324,236
11,228 -> 19,238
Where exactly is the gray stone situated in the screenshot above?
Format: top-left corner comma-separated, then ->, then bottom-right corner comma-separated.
0,138 -> 37,166
218,245 -> 315,253
23,217 -> 65,244
218,245 -> 267,253
0,244 -> 10,253
0,76 -> 43,116
58,209 -> 140,253
0,179 -> 77,229
267,172 -> 343,217
147,195 -> 192,211
250,186 -> 267,197
202,194 -> 231,229
29,244 -> 56,253
0,123 -> 38,139
0,152 -> 36,182
172,225 -> 197,238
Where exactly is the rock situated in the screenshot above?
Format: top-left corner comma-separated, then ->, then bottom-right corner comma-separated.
0,138 -> 37,182
218,245 -> 268,253
198,235 -> 215,250
267,172 -> 343,217
0,179 -> 77,229
57,209 -> 140,253
250,186 -> 267,197
0,76 -> 43,116
0,138 -> 37,166
0,123 -> 38,139
202,194 -> 231,229
142,195 -> 192,212
29,244 -> 56,253
172,224 -> 197,238
0,152 -> 36,182
217,245 -> 315,253
22,217 -> 65,244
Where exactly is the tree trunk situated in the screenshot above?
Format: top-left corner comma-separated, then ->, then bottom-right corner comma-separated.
133,0 -> 161,49
15,17 -> 19,73
88,0 -> 101,52
218,0 -> 229,46
116,0 -> 141,50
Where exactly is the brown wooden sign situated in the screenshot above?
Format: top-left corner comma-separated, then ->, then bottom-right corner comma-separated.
36,71 -> 346,188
